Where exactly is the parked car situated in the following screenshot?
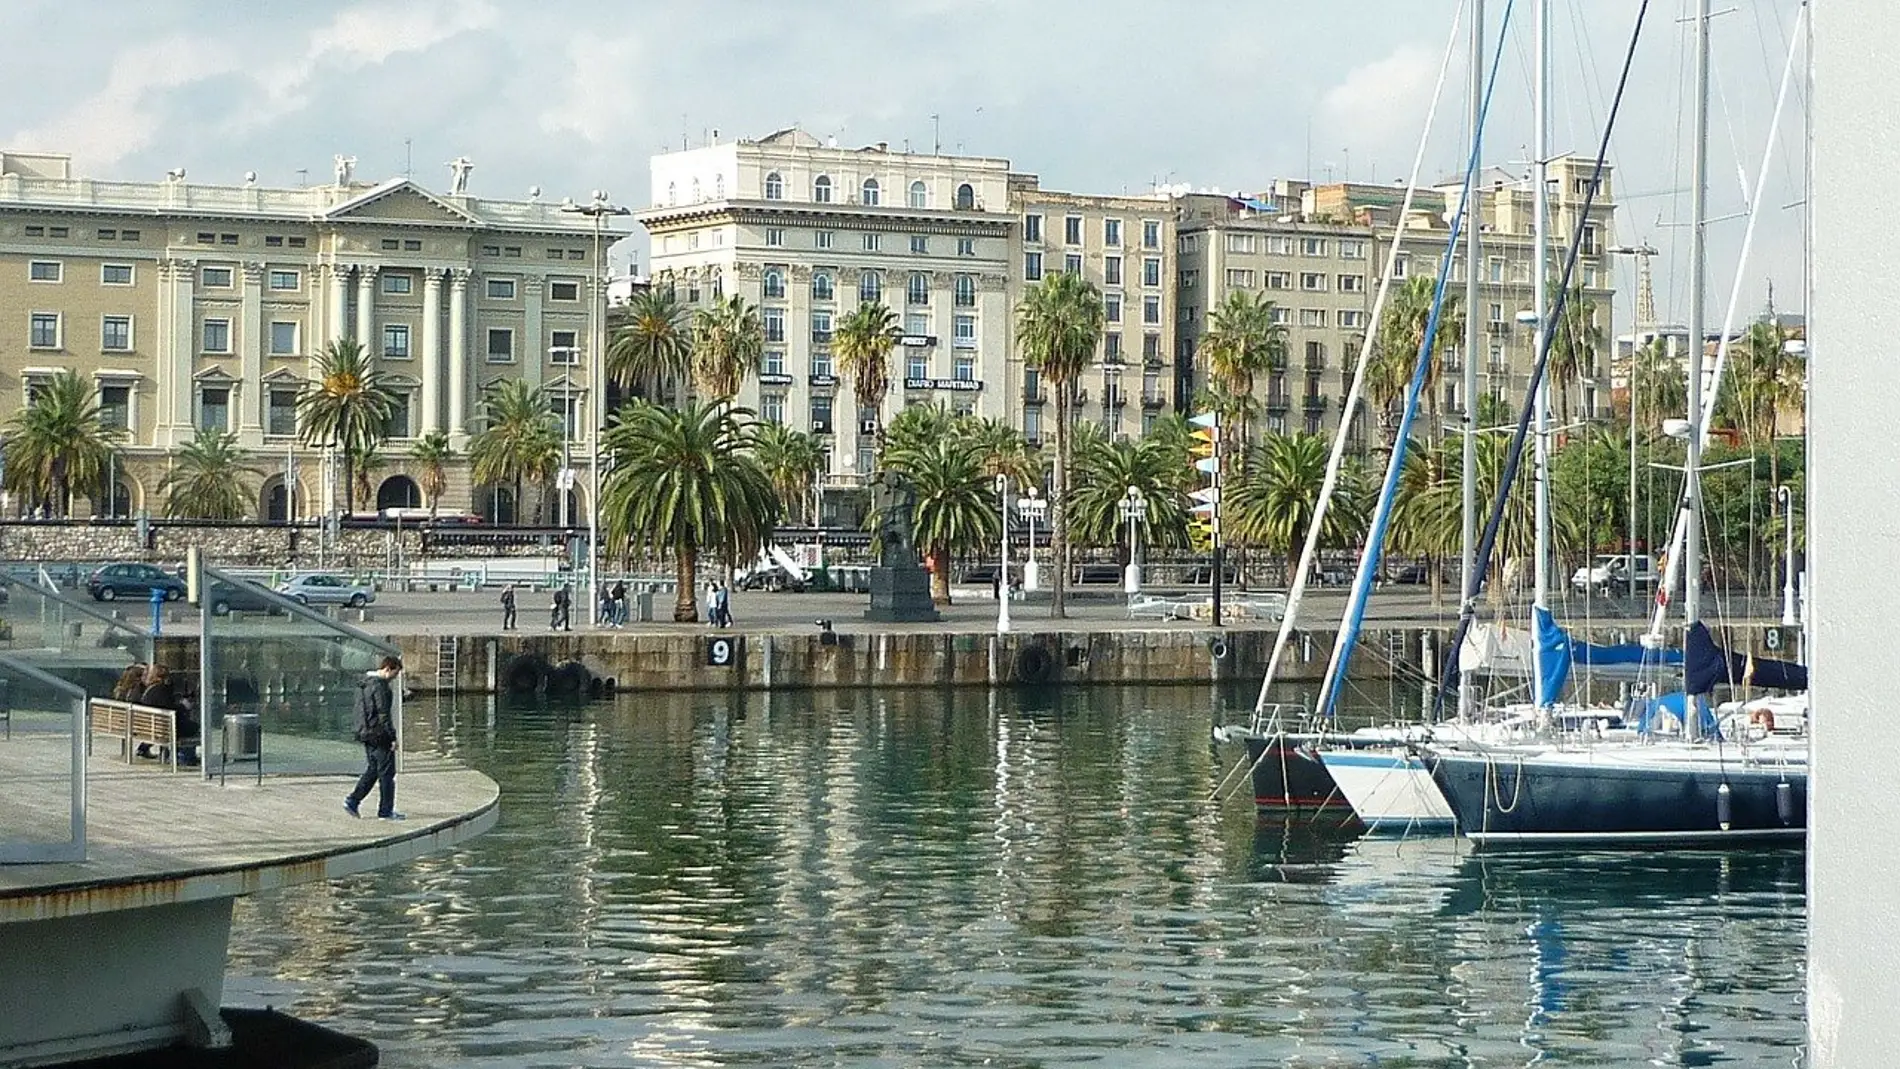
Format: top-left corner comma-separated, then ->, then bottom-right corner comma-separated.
206,578 -> 281,616
1074,563 -> 1125,585
735,561 -> 807,592
276,572 -> 376,607
1385,561 -> 1429,585
87,562 -> 186,603
1570,553 -> 1658,595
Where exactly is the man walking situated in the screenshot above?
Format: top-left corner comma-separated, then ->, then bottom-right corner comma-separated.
610,579 -> 628,627
551,585 -> 571,631
500,583 -> 517,630
345,656 -> 403,820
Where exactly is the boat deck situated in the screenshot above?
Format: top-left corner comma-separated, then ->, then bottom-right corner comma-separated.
0,729 -> 498,922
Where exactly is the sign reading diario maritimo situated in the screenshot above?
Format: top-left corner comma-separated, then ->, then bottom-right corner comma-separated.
904,377 -> 982,392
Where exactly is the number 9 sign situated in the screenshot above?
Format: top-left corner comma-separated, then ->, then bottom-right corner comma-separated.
706,636 -> 738,667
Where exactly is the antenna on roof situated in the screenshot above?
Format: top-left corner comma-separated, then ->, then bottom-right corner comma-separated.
404,138 -> 412,178
931,113 -> 940,154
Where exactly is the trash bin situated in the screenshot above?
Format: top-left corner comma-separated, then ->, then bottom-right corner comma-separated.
635,591 -> 653,622
220,712 -> 262,786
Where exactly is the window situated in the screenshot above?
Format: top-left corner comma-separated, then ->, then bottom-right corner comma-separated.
815,230 -> 834,249
907,272 -> 930,306
1581,224 -> 1599,256
765,227 -> 785,247
1226,234 -> 1257,254
1265,271 -> 1290,290
908,350 -> 929,380
202,266 -> 233,288
383,392 -> 412,439
486,328 -> 514,362
504,246 -> 522,258
903,312 -> 929,339
96,228 -> 117,241
1023,213 -> 1043,243
1024,405 -> 1041,441
1143,333 -> 1162,362
1300,237 -> 1328,257
1226,269 -> 1255,288
1488,301 -> 1505,322
811,394 -> 834,432
99,385 -> 130,431
202,318 -> 231,353
284,235 -> 302,248
1104,332 -> 1123,361
198,387 -> 230,433
549,330 -> 580,361
487,278 -> 517,300
1064,216 -> 1083,245
257,268 -> 297,292
102,315 -> 132,351
813,271 -> 834,302
1064,253 -> 1082,275
763,308 -> 786,343
404,239 -> 423,252
1300,308 -> 1328,327
381,239 -> 400,251
383,324 -> 411,359
29,313 -> 59,348
267,389 -> 298,436
909,235 -> 928,255
101,263 -> 133,285
265,235 -> 283,247
957,237 -> 976,257
482,244 -> 501,257
28,261 -> 62,282
688,233 -> 700,251
811,350 -> 834,378
219,233 -> 238,245
1300,272 -> 1327,291
666,181 -> 677,206
1390,254 -> 1410,279
814,175 -> 833,203
1340,239 -> 1368,259
863,232 -> 882,252
1142,220 -> 1161,249
859,271 -> 881,304
550,280 -> 580,301
1105,295 -> 1122,322
953,274 -> 975,308
269,321 -> 299,355
1023,252 -> 1042,281
763,268 -> 786,300
763,350 -> 786,377
1338,274 -> 1364,293
1104,218 -> 1122,247
1142,296 -> 1161,324
760,393 -> 786,425
861,177 -> 880,206
1179,269 -> 1198,289
196,232 -> 216,245
1338,310 -> 1367,329
1265,236 -> 1292,256
1105,256 -> 1123,286
953,314 -> 976,347
764,172 -> 784,200
955,183 -> 975,210
1142,258 -> 1161,287
909,180 -> 928,209
810,310 -> 832,342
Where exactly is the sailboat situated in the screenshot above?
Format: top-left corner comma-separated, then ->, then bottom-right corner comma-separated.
1424,0 -> 1813,846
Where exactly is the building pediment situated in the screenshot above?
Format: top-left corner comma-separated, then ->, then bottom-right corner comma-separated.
323,179 -> 479,228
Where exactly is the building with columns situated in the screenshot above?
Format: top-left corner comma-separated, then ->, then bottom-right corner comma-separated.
0,149 -> 627,521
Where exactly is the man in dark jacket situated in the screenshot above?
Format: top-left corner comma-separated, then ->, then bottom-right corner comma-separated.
345,656 -> 403,819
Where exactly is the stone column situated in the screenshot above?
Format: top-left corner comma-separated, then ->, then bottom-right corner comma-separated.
521,273 -> 544,388
355,266 -> 378,352
163,258 -> 198,445
421,269 -> 444,434
238,262 -> 265,445
328,263 -> 350,344
448,269 -> 469,442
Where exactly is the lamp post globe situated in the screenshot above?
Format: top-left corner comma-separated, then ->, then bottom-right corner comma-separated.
1121,485 -> 1145,595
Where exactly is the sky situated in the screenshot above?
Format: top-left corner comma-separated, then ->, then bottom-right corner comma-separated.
2,0 -> 1811,337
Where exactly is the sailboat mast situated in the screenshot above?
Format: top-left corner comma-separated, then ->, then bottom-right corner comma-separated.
1460,0 -> 1484,721
1685,0 -> 1710,631
1531,0 -> 1552,700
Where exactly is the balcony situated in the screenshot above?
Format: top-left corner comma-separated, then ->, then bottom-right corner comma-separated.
1141,391 -> 1166,409
811,330 -> 833,344
1484,321 -> 1512,337
1024,386 -> 1044,405
1303,358 -> 1326,374
1304,394 -> 1329,412
1104,388 -> 1126,408
1266,395 -> 1290,414
1144,356 -> 1168,371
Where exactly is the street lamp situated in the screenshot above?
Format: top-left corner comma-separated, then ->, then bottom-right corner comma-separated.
1120,485 -> 1145,595
559,191 -> 631,629
1777,484 -> 1797,626
549,346 -> 578,529
996,474 -> 1011,634
1017,486 -> 1046,591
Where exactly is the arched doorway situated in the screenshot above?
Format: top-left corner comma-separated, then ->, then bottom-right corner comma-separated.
477,485 -> 517,526
97,477 -> 134,519
260,474 -> 306,524
376,475 -> 422,511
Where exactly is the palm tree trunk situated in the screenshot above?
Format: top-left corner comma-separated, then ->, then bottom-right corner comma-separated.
673,541 -> 699,621
342,449 -> 355,513
929,547 -> 951,604
1051,390 -> 1070,619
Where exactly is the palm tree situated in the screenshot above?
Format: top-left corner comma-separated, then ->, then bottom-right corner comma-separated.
1066,435 -> 1191,562
409,431 -> 453,518
754,421 -> 827,524
689,295 -> 765,402
1630,337 -> 1687,436
601,401 -> 779,621
1199,290 -> 1287,450
884,402 -> 960,457
1547,285 -> 1603,425
834,302 -> 902,444
297,338 -> 397,512
160,431 -> 252,519
468,380 -> 562,525
1370,275 -> 1464,446
1388,436 -> 1462,605
1016,270 -> 1105,617
958,415 -> 1040,487
609,288 -> 692,407
1228,432 -> 1373,585
878,436 -> 999,603
2,370 -> 122,517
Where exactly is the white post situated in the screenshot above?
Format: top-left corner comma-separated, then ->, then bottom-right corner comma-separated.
1020,488 -> 1041,592
996,475 -> 1011,634
1779,484 -> 1796,626
1122,485 -> 1144,595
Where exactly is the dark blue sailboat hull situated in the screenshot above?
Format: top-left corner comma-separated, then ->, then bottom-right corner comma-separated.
1427,750 -> 1807,846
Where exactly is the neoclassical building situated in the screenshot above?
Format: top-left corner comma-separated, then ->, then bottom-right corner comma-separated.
0,149 -> 628,521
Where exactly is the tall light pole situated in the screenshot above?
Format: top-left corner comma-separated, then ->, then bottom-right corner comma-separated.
1121,485 -> 1145,595
560,192 -> 630,629
1777,483 -> 1797,626
996,474 -> 1011,634
1017,486 -> 1044,591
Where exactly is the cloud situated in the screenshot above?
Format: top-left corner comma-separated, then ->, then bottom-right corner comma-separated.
1316,43 -> 1442,172
6,35 -> 242,167
538,33 -> 648,144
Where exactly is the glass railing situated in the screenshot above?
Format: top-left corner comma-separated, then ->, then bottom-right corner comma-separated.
0,652 -> 87,863
0,573 -> 151,693
198,565 -> 403,780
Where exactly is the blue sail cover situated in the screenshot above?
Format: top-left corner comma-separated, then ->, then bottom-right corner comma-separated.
1684,621 -> 1809,695
1533,607 -> 1573,706
1534,608 -> 1686,703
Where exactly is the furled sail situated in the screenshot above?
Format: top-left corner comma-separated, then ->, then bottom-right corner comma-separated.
1684,621 -> 1808,695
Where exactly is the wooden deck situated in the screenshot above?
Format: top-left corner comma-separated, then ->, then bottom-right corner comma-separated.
0,725 -> 498,922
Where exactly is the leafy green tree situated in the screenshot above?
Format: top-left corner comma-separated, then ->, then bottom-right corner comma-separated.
1389,436 -> 1461,605
297,338 -> 397,512
1016,270 -> 1104,618
883,403 -> 959,457
753,421 -> 827,524
161,431 -> 252,519
689,295 -> 765,402
609,288 -> 692,407
1228,432 -> 1374,585
409,431 -> 453,517
1370,275 -> 1464,446
834,302 -> 902,446
1066,434 -> 1190,563
876,435 -> 999,603
1,370 -> 121,517
468,380 -> 561,525
601,401 -> 779,621
959,415 -> 1039,487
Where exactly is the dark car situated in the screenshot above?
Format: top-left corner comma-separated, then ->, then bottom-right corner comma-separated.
1074,563 -> 1124,585
1385,561 -> 1429,584
87,562 -> 186,603
206,578 -> 280,616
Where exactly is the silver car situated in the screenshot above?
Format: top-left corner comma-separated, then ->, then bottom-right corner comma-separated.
276,572 -> 377,608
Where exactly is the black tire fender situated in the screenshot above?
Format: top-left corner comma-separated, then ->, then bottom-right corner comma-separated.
1012,643 -> 1057,685
502,653 -> 549,695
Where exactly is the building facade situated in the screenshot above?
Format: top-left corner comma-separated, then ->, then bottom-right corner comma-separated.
0,150 -> 626,521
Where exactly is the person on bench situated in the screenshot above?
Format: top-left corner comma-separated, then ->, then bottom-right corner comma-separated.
138,665 -> 200,766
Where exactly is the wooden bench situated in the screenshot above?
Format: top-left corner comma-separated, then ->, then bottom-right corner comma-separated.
88,698 -> 180,772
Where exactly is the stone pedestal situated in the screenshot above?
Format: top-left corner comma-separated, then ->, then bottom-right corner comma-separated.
864,565 -> 940,622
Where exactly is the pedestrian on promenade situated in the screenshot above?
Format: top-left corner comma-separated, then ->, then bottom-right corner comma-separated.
344,655 -> 403,820
500,584 -> 517,630
713,583 -> 732,628
706,583 -> 718,625
551,585 -> 572,631
597,585 -> 614,627
611,579 -> 628,627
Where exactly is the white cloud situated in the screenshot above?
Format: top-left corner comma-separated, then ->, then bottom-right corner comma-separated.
7,35 -> 241,167
1317,43 -> 1441,167
538,34 -> 648,144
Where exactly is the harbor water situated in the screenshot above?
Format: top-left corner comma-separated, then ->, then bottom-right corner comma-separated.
226,684 -> 1806,1067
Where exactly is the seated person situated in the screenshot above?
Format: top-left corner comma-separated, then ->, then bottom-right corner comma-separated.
138,665 -> 201,765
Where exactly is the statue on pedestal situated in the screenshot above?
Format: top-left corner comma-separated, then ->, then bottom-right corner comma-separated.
864,469 -> 939,623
